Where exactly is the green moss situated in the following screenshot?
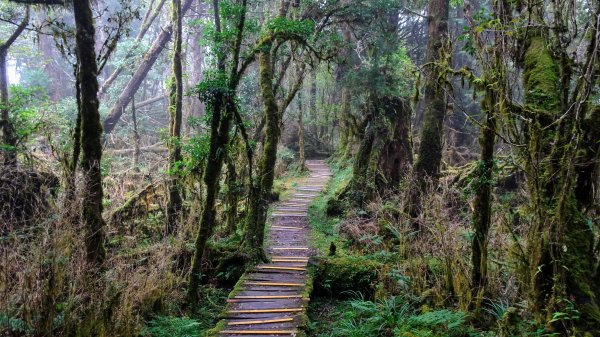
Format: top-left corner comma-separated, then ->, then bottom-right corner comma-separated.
523,36 -> 559,113
204,319 -> 227,337
313,255 -> 381,298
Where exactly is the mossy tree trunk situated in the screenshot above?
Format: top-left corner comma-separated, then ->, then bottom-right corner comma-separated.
244,43 -> 278,262
414,0 -> 450,181
344,96 -> 413,207
131,97 -> 140,170
225,155 -> 239,235
309,69 -> 317,136
297,89 -> 306,171
188,0 -> 247,305
471,88 -> 496,300
0,7 -> 29,168
243,43 -> 306,262
518,8 -> 600,331
165,0 -> 184,237
73,0 -> 106,264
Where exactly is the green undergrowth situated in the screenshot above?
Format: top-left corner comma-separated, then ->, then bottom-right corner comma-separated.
141,286 -> 228,337
308,295 -> 481,337
308,162 -> 352,254
305,160 -> 554,337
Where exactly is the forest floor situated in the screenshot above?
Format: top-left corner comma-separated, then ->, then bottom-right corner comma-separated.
208,160 -> 332,336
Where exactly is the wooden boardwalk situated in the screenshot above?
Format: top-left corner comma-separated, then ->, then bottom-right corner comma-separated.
215,160 -> 331,336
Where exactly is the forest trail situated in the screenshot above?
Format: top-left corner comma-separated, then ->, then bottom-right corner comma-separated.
216,160 -> 331,336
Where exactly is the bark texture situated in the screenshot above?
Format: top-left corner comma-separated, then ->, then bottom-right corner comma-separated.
165,0 -> 183,236
414,0 -> 450,180
74,0 -> 106,264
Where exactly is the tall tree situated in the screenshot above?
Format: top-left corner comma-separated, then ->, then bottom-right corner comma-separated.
165,0 -> 183,236
339,5 -> 414,207
0,6 -> 29,167
73,0 -> 106,264
187,0 -> 246,304
483,0 -> 600,332
464,0 -> 501,303
413,0 -> 450,180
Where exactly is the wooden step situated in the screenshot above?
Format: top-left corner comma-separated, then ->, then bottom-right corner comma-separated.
271,225 -> 303,230
271,256 -> 309,259
271,213 -> 307,217
227,317 -> 294,326
232,295 -> 304,300
256,265 -> 306,271
227,308 -> 303,314
245,282 -> 304,287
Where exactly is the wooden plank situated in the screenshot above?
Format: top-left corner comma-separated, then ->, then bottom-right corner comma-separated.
271,225 -> 303,230
272,213 -> 307,217
270,227 -> 302,232
227,317 -> 294,326
227,308 -> 303,313
220,330 -> 297,335
256,266 -> 306,271
245,282 -> 304,287
234,295 -> 302,300
271,256 -> 308,259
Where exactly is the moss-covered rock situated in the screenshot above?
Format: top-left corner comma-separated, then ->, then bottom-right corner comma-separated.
312,255 -> 381,298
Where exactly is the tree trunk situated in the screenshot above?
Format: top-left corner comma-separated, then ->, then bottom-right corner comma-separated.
225,156 -> 239,234
244,43 -> 278,262
64,66 -> 82,206
73,0 -> 106,264
414,0 -> 450,180
185,1 -> 206,135
188,0 -> 246,304
102,0 -> 194,134
165,0 -> 184,236
343,96 -> 413,207
98,0 -> 168,97
471,88 -> 496,299
0,7 -> 29,167
309,69 -> 317,135
521,18 -> 600,332
297,89 -> 306,171
131,97 -> 140,169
